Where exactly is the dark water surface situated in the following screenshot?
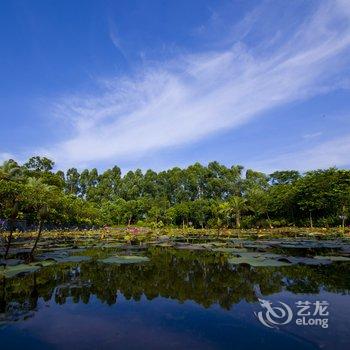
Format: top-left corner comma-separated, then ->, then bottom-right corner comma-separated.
1,246 -> 350,349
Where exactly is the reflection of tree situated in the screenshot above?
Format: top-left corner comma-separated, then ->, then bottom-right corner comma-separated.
0,273 -> 39,323
1,248 -> 350,323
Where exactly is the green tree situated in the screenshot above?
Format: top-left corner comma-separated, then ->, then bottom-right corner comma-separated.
228,196 -> 247,228
24,156 -> 54,172
24,177 -> 58,260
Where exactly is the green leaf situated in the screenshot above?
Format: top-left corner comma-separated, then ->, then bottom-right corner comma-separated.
227,252 -> 290,267
98,255 -> 150,264
0,264 -> 41,278
314,255 -> 350,262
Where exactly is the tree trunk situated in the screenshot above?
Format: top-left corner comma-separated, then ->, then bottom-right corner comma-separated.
29,220 -> 44,262
4,220 -> 15,259
4,231 -> 13,259
266,212 -> 272,229
236,211 -> 241,229
342,205 -> 346,232
217,218 -> 221,237
309,211 -> 313,228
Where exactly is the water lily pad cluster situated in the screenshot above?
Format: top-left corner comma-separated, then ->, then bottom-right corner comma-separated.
226,252 -> 336,267
0,248 -> 92,278
159,238 -> 350,267
1,236 -> 350,278
98,255 -> 150,264
37,251 -> 91,263
227,253 -> 290,267
0,260 -> 55,278
229,238 -> 349,252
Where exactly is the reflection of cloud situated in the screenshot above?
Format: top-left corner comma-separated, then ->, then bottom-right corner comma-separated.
44,0 -> 350,169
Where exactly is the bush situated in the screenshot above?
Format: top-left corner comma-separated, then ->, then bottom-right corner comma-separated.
316,216 -> 338,228
269,219 -> 288,228
240,215 -> 255,228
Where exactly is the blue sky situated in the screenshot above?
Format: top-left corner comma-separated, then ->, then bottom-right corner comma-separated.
1,0 -> 350,173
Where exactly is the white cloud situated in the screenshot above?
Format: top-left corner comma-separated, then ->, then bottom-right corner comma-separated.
248,134 -> 350,173
108,19 -> 126,57
302,132 -> 323,140
0,152 -> 15,163
45,0 -> 350,169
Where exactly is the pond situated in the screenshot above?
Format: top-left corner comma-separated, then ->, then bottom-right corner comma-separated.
1,238 -> 350,349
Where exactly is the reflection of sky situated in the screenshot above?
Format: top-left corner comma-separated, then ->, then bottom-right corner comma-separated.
1,291 -> 348,349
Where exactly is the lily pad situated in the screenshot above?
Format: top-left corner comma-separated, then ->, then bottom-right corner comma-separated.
98,255 -> 150,264
314,255 -> 350,262
99,243 -> 125,249
36,252 -> 91,263
281,256 -> 332,265
175,243 -> 206,251
58,255 -> 92,263
198,243 -> 216,249
226,251 -> 335,267
37,251 -> 69,261
34,260 -> 56,267
212,247 -> 248,253
270,241 -> 342,250
0,264 -> 41,278
227,252 -> 291,267
156,242 -> 174,247
0,258 -> 23,266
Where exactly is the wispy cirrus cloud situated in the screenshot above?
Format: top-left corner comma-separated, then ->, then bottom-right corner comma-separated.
108,19 -> 126,58
302,132 -> 323,140
248,133 -> 350,173
44,0 -> 350,169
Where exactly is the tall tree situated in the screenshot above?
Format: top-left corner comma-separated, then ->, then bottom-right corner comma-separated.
24,156 -> 54,172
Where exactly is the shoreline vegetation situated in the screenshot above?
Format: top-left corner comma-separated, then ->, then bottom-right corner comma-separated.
2,226 -> 350,242
1,156 -> 350,260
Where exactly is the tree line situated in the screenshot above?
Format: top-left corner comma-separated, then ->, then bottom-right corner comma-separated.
1,156 -> 349,229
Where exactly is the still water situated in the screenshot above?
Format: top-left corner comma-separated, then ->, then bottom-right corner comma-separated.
1,246 -> 350,349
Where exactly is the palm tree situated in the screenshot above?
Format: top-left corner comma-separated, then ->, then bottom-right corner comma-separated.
228,196 -> 247,229
218,202 -> 231,228
219,196 -> 247,228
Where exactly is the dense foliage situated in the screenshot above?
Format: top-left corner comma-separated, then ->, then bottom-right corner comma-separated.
1,156 -> 349,229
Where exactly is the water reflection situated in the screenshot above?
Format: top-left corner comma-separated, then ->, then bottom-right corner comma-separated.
1,247 -> 350,323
